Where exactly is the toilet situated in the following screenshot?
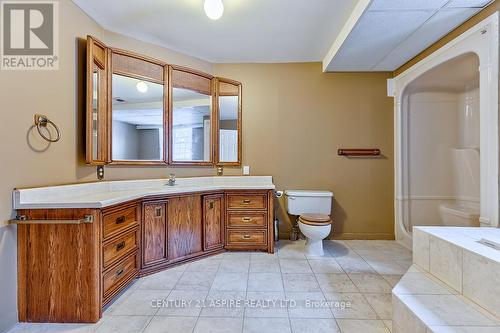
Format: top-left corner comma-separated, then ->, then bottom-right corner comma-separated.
438,148 -> 480,227
285,190 -> 333,256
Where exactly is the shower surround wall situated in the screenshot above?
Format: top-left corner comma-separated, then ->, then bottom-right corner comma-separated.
405,87 -> 479,229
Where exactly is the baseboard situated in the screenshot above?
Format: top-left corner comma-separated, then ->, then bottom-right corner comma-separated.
277,231 -> 395,241
331,233 -> 395,240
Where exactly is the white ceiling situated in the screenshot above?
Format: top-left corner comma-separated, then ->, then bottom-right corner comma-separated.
73,0 -> 358,63
325,0 -> 492,71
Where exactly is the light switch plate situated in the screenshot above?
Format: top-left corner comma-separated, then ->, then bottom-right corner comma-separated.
243,166 -> 250,175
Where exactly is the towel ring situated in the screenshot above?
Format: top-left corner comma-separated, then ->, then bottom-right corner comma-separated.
34,114 -> 61,142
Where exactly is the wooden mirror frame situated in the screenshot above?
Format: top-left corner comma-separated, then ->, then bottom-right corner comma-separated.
168,65 -> 216,166
85,35 -> 242,167
215,77 -> 242,166
86,36 -> 109,165
108,49 -> 168,165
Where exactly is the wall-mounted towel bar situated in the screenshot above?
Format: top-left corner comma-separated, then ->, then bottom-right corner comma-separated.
9,214 -> 94,225
338,148 -> 381,157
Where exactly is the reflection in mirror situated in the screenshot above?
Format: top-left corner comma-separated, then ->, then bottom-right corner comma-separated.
218,95 -> 239,162
91,64 -> 99,161
172,88 -> 211,162
112,74 -> 164,161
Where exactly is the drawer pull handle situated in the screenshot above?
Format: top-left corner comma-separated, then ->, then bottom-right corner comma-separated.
116,241 -> 126,251
116,216 -> 126,224
243,234 -> 251,239
242,217 -> 252,222
116,268 -> 124,277
242,199 -> 251,204
155,207 -> 162,217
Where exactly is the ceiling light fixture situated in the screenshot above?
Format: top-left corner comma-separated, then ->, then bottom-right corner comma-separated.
136,81 -> 148,93
204,0 -> 224,20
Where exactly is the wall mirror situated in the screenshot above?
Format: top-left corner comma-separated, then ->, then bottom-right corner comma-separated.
85,36 -> 242,167
170,67 -> 214,165
111,74 -> 165,161
86,36 -> 108,165
216,79 -> 241,165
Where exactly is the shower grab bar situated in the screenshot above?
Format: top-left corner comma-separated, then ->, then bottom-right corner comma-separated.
338,148 -> 381,157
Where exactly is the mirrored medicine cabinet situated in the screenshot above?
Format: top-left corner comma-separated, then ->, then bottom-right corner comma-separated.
86,35 -> 242,167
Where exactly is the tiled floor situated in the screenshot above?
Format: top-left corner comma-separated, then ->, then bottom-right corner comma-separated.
7,239 -> 412,333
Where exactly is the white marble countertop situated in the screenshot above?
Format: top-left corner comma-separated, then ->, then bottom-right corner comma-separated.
13,176 -> 275,209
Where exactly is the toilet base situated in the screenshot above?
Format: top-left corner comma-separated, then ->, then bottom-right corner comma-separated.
304,239 -> 325,256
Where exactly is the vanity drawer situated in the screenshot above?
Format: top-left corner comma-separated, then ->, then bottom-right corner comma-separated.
226,229 -> 267,246
103,205 -> 139,239
103,228 -> 139,269
227,194 -> 267,210
227,211 -> 266,228
103,251 -> 139,299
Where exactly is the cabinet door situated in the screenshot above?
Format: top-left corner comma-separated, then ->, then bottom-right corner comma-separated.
142,201 -> 168,267
167,195 -> 203,260
203,194 -> 224,251
169,66 -> 214,165
215,78 -> 242,166
86,36 -> 109,165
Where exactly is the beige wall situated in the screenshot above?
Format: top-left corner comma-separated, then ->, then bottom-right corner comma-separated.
214,63 -> 394,240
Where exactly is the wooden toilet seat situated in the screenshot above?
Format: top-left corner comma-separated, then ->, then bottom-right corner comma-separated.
299,213 -> 332,226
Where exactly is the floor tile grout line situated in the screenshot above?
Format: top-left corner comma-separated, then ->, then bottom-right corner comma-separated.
325,241 -> 390,321
310,259 -> 337,322
276,245 -> 294,332
194,250 -> 226,332
139,315 -> 156,333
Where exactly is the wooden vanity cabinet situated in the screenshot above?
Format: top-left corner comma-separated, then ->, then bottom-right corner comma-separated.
167,195 -> 203,261
225,190 -> 274,252
16,189 -> 273,324
142,200 -> 168,268
203,194 -> 224,251
100,202 -> 141,306
17,208 -> 102,323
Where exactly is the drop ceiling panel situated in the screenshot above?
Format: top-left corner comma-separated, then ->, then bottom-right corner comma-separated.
370,0 -> 449,11
446,0 -> 492,8
325,0 -> 492,72
373,8 -> 479,71
329,10 -> 435,71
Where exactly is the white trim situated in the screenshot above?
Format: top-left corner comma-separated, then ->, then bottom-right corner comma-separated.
387,78 -> 396,97
393,13 -> 499,246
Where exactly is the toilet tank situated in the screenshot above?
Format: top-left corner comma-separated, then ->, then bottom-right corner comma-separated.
285,190 -> 333,215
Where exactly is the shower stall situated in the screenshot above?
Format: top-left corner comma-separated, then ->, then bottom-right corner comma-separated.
392,14 -> 499,248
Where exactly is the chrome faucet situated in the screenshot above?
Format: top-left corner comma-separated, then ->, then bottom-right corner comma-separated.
167,173 -> 176,186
